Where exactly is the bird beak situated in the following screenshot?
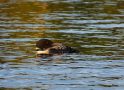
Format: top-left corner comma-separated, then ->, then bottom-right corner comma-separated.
36,50 -> 49,55
36,47 -> 40,51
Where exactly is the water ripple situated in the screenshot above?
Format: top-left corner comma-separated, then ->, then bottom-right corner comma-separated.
0,0 -> 124,89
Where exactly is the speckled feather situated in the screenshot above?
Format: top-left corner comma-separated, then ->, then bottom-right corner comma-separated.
48,43 -> 79,54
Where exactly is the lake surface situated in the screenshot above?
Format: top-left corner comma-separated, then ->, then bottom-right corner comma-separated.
0,0 -> 124,90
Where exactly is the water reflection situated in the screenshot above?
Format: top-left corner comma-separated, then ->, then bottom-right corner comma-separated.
0,0 -> 124,89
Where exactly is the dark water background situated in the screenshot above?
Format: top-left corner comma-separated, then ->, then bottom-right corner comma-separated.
0,0 -> 124,90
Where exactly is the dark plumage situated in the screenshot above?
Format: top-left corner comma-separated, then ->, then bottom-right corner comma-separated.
36,39 -> 53,50
36,39 -> 79,55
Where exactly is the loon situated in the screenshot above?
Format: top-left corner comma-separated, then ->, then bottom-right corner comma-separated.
36,39 -> 79,56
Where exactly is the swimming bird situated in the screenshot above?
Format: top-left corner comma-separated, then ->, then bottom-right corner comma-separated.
36,39 -> 79,56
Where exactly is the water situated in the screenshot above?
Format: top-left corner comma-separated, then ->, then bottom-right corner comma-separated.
0,0 -> 124,90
